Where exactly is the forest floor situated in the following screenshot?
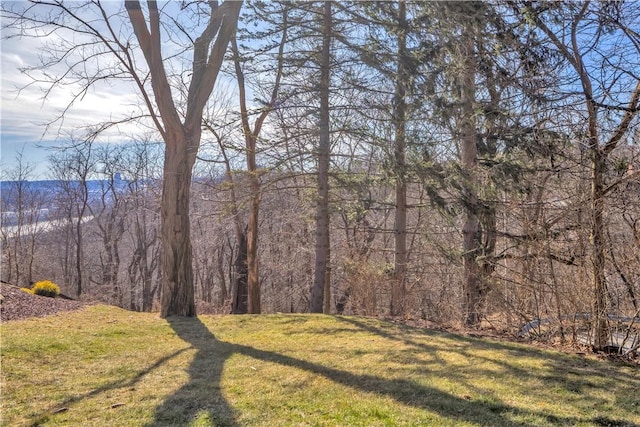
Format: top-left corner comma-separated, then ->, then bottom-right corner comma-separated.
2,305 -> 639,426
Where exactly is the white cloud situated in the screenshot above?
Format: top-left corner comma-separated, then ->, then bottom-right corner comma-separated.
1,31 -> 150,178
1,36 -> 147,141
1,3 -> 144,179
0,0 -> 246,179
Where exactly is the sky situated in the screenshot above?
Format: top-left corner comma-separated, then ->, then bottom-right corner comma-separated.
0,0 -> 249,181
1,36 -> 142,179
0,1 -> 164,180
2,38 -> 66,178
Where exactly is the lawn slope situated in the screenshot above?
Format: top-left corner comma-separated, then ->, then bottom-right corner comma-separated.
1,305 -> 639,426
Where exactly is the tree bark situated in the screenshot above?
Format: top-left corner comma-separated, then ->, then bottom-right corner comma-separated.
159,135 -> 197,317
311,1 -> 332,313
391,0 -> 408,317
231,227 -> 249,314
323,244 -> 332,314
460,23 -> 483,327
247,167 -> 261,314
126,0 -> 242,317
591,148 -> 609,349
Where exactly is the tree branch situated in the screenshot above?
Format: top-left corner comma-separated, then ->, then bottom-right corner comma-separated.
604,79 -> 640,155
126,0 -> 182,137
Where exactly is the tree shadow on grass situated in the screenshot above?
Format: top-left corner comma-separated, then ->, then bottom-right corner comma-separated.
222,339 -> 590,426
29,348 -> 189,426
149,315 -> 638,427
146,316 -> 239,426
334,316 -> 640,427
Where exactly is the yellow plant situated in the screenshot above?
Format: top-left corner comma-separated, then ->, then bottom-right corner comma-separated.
20,287 -> 34,294
31,280 -> 60,298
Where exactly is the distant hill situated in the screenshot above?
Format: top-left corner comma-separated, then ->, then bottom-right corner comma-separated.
0,176 -> 128,227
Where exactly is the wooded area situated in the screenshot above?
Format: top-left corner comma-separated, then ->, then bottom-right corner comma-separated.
1,1 -> 639,352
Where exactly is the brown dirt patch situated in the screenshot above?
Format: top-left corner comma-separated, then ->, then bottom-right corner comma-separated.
0,283 -> 90,322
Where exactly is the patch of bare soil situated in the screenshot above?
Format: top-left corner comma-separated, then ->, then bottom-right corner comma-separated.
0,283 -> 90,322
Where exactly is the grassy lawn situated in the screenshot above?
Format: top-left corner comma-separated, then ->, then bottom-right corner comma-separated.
1,305 -> 639,426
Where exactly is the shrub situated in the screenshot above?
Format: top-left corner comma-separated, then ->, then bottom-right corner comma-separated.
31,280 -> 60,298
20,287 -> 34,294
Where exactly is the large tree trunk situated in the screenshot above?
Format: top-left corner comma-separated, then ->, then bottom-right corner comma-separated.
159,135 -> 197,317
311,0 -> 332,313
391,0 -> 408,317
126,0 -> 242,318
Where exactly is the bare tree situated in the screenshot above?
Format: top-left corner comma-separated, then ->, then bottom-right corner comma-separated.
50,138 -> 96,297
229,2 -> 288,314
89,145 -> 127,305
0,152 -> 46,287
121,138 -> 162,311
126,0 -> 242,316
3,1 -> 242,316
525,1 -> 640,350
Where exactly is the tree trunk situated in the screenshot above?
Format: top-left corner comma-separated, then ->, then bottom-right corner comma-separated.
460,23 -> 483,327
311,0 -> 332,313
210,120 -> 249,314
231,227 -> 249,314
216,247 -> 228,307
230,7 -> 288,313
591,148 -> 609,349
159,135 -> 197,317
247,176 -> 261,314
126,0 -> 242,317
323,244 -> 331,313
391,0 -> 407,317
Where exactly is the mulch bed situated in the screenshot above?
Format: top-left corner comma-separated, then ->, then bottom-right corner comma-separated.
0,283 -> 90,322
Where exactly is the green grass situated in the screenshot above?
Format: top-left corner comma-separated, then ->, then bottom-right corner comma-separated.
1,306 -> 639,426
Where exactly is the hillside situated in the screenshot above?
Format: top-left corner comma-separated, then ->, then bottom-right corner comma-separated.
1,307 -> 639,426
